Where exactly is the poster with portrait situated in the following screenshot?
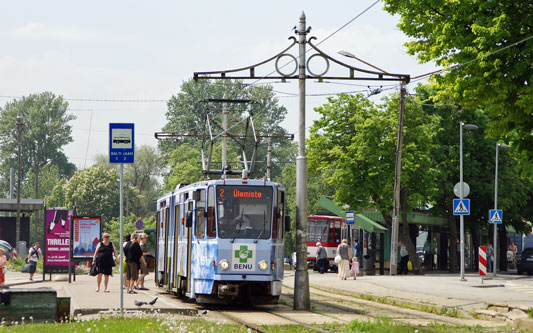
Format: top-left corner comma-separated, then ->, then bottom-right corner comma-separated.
44,209 -> 73,273
72,216 -> 102,259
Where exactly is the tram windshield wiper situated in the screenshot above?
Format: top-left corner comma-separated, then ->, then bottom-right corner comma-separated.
254,210 -> 267,243
231,210 -> 245,243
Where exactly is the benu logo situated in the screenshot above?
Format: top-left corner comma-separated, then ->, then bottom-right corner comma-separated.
235,245 -> 253,263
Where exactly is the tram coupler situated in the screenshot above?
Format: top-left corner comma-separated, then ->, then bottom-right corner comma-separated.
218,284 -> 239,296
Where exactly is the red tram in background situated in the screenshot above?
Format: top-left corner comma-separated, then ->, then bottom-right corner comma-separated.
307,215 -> 350,272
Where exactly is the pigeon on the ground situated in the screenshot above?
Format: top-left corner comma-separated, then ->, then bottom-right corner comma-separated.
201,310 -> 208,315
148,297 -> 158,306
134,300 -> 147,307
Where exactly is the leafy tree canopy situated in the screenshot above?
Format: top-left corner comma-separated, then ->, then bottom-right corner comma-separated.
46,165 -> 142,229
383,1 -> 533,170
0,92 -> 76,195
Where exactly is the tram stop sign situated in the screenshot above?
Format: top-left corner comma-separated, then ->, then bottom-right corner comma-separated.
345,211 -> 355,225
135,219 -> 144,230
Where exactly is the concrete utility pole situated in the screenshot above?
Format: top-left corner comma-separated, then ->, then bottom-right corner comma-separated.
222,98 -> 228,170
294,11 -> 310,310
389,84 -> 406,275
266,139 -> 272,180
193,12 -> 409,311
16,116 -> 23,248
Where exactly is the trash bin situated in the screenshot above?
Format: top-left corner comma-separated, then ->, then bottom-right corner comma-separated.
363,251 -> 375,275
56,297 -> 70,322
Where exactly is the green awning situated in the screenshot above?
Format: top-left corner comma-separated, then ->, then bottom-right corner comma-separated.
317,196 -> 387,233
355,213 -> 387,233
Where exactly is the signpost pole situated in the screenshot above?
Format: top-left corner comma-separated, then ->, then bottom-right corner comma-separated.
493,144 -> 499,277
120,164 -> 124,313
109,123 -> 134,314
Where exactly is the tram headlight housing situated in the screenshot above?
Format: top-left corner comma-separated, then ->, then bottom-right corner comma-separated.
218,259 -> 230,270
258,260 -> 269,271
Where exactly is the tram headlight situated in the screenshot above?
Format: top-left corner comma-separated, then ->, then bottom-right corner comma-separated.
218,259 -> 230,270
258,260 -> 269,271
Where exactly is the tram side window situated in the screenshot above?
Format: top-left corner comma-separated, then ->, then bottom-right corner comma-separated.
335,222 -> 341,242
174,204 -> 180,236
194,189 -> 206,238
277,190 -> 284,239
207,187 -> 216,238
308,220 -> 316,241
328,221 -> 335,243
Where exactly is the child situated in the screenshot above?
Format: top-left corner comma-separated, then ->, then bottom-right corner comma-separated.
351,256 -> 359,280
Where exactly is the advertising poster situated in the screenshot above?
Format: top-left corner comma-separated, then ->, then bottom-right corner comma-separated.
73,216 -> 101,259
44,209 -> 73,273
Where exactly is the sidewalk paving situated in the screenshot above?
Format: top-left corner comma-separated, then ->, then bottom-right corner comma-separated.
283,269 -> 533,318
3,269 -> 197,317
3,267 -> 532,328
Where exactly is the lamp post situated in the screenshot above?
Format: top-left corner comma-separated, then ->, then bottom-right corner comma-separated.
493,143 -> 510,277
15,116 -> 23,249
459,122 -> 478,281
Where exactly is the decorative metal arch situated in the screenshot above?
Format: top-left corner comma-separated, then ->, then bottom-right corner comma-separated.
194,35 -> 410,83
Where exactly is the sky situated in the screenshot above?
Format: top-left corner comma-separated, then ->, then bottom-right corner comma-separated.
0,1 -> 437,169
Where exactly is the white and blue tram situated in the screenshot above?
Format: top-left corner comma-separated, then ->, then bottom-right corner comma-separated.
155,178 -> 289,304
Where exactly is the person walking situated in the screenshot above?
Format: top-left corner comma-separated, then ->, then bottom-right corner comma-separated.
351,256 -> 359,280
92,233 -> 119,292
336,239 -> 351,280
27,242 -> 42,281
315,242 -> 327,274
122,234 -> 131,288
398,241 -> 409,275
486,239 -> 494,273
0,248 -> 7,285
136,233 -> 150,290
126,233 -> 146,294
508,241 -> 518,268
353,239 -> 361,263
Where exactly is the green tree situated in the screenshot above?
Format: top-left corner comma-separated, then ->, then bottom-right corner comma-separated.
278,164 -> 334,256
415,85 -> 533,271
0,92 -> 76,195
94,145 -> 163,216
383,1 -> 533,169
308,93 -> 438,273
107,214 -> 156,250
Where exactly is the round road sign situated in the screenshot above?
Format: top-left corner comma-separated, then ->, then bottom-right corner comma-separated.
454,182 -> 470,198
135,219 -> 144,230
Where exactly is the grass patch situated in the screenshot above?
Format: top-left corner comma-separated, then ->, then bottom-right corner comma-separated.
311,285 -> 461,318
0,314 -> 249,333
528,307 -> 533,319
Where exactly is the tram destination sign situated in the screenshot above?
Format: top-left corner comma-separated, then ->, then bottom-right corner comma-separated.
217,186 -> 271,199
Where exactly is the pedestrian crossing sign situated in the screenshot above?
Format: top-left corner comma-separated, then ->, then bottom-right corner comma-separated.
489,209 -> 503,224
453,199 -> 470,215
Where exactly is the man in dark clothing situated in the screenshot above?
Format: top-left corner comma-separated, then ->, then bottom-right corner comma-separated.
125,233 -> 146,294
315,242 -> 328,274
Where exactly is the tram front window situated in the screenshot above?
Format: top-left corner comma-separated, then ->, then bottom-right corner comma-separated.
216,185 -> 273,239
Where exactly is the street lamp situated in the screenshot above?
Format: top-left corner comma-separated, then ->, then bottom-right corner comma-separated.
338,50 -> 389,73
493,143 -> 510,277
459,122 -> 478,281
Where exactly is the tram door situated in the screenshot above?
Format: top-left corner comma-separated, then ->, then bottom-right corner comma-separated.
185,199 -> 194,296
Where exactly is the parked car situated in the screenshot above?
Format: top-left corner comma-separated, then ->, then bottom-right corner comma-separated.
516,247 -> 533,275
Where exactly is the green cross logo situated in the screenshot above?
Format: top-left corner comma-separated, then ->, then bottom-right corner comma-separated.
234,245 -> 253,263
